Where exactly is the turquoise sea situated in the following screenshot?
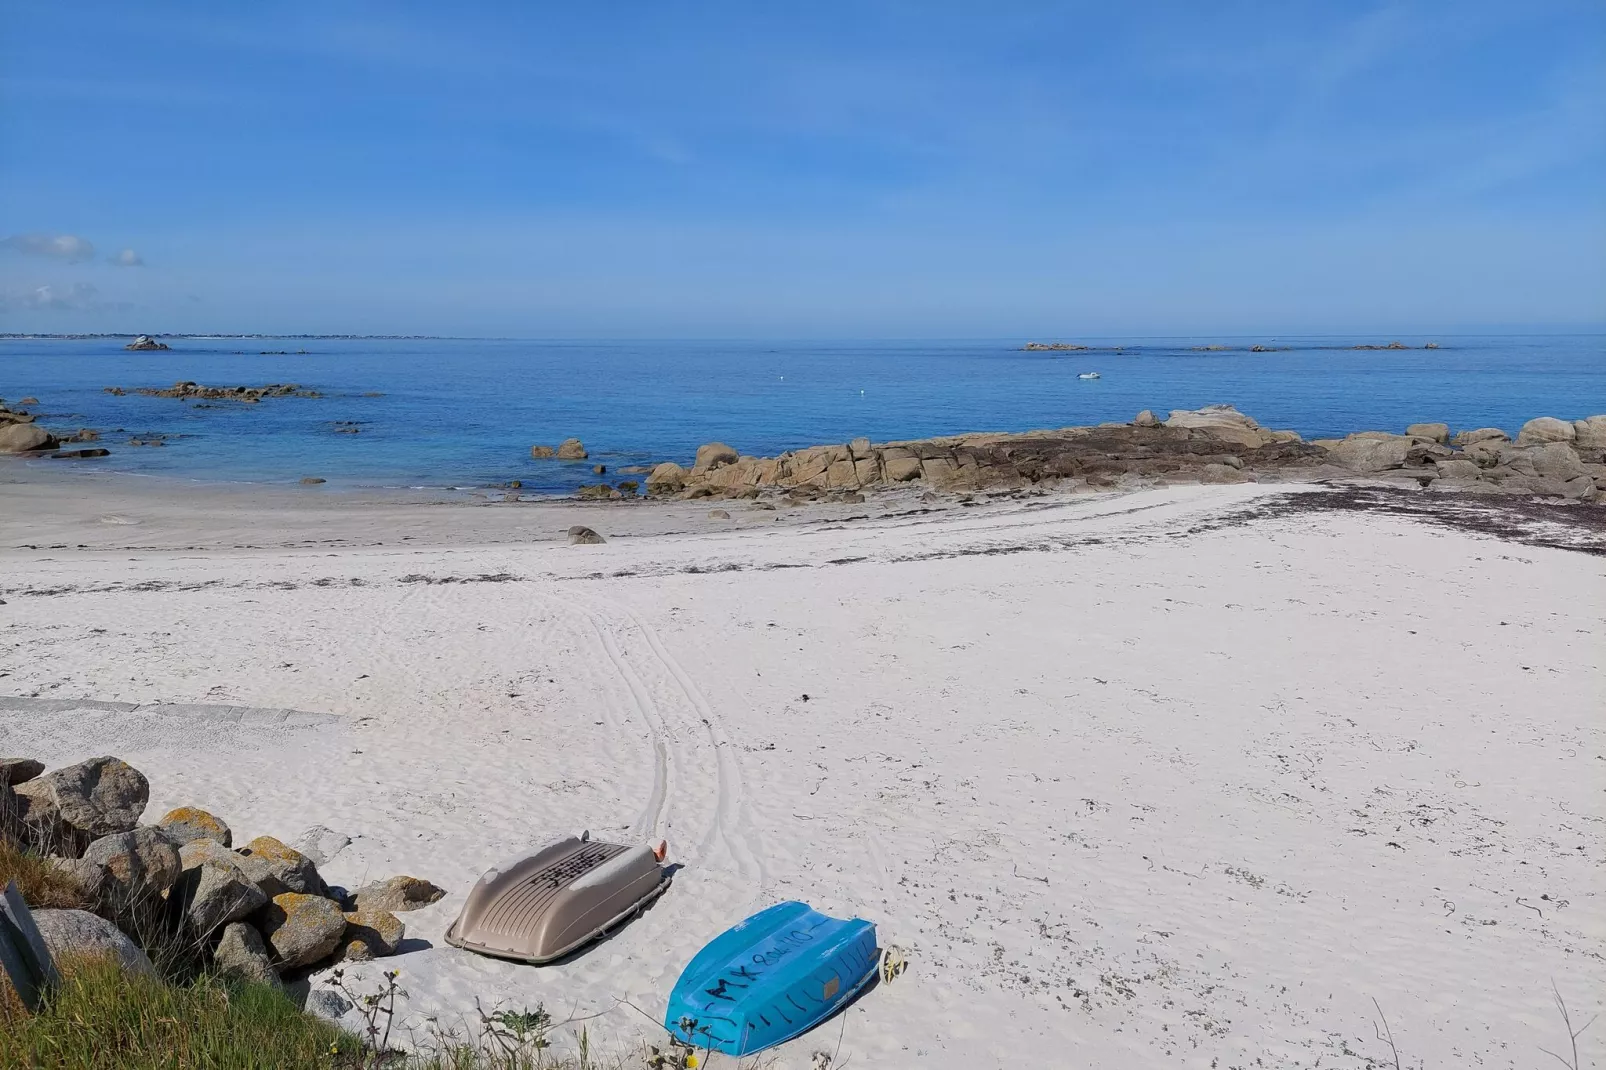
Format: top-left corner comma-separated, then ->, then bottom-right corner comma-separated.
3,335 -> 1603,495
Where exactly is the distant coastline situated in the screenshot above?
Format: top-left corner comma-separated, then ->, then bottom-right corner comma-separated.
0,333 -> 458,341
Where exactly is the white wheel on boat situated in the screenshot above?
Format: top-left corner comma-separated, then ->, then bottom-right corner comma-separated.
878,945 -> 908,984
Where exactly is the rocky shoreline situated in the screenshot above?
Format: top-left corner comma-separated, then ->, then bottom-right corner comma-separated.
639,406 -> 1606,504
5,391 -> 1603,506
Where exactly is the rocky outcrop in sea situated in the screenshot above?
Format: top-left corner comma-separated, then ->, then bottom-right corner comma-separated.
127,381 -> 324,402
640,406 -> 1606,504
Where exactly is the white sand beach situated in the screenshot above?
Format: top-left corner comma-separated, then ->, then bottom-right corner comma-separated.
2,478 -> 1602,1068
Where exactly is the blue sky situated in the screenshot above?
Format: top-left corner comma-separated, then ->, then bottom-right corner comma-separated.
2,2 -> 1602,336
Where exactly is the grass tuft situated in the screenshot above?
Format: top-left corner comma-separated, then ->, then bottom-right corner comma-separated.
0,954 -> 359,1069
0,839 -> 87,911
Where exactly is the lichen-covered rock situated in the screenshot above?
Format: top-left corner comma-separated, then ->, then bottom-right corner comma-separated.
336,910 -> 405,961
236,835 -> 325,897
883,454 -> 922,482
1572,415 -> 1606,450
1406,422 -> 1450,444
1528,442 -> 1585,482
1198,463 -> 1250,484
1515,416 -> 1575,446
174,840 -> 267,934
289,825 -> 351,868
157,806 -> 233,848
646,462 -> 688,493
1321,436 -> 1411,472
32,908 -> 154,976
0,422 -> 54,453
14,756 -> 149,840
693,442 -> 739,471
1451,427 -> 1509,447
348,875 -> 446,914
0,758 -> 43,785
256,892 -> 346,969
1162,405 -> 1274,449
1562,474 -> 1597,500
555,438 -> 587,460
1435,459 -> 1482,482
80,827 -> 181,898
214,921 -> 278,986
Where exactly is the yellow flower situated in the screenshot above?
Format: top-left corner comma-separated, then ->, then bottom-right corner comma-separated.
685,1056 -> 700,1069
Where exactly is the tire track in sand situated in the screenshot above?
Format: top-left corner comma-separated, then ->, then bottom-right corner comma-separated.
547,590 -> 765,906
615,604 -> 765,894
583,613 -> 673,840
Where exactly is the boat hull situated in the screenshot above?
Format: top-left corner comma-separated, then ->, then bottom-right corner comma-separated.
664,901 -> 879,1057
446,837 -> 670,965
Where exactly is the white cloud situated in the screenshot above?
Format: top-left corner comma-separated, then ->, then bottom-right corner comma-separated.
0,233 -> 97,262
0,282 -> 101,310
112,248 -> 145,267
32,282 -> 98,308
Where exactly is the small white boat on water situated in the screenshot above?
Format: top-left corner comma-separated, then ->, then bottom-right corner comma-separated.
1078,371 -> 1101,380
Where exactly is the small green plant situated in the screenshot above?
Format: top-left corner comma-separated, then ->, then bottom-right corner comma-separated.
476,1000 -> 553,1063
329,966 -> 404,1062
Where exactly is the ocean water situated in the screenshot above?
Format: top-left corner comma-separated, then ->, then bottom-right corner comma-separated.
2,335 -> 1603,495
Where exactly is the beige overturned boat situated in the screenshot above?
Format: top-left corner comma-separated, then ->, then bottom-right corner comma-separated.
445,833 -> 672,964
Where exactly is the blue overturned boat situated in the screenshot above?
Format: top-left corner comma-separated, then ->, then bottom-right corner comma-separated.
664,901 -> 902,1057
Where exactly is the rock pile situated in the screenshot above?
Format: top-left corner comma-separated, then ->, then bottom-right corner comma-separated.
1311,415 -> 1605,501
639,407 -> 1606,504
0,402 -> 58,454
1,754 -> 443,985
124,335 -> 171,351
128,381 -> 323,402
